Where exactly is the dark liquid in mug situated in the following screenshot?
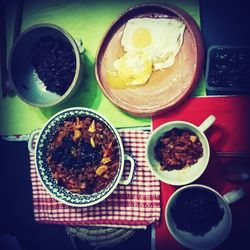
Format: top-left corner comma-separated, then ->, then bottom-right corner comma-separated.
170,187 -> 224,236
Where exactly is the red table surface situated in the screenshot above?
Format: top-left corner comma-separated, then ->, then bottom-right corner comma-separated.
152,96 -> 250,250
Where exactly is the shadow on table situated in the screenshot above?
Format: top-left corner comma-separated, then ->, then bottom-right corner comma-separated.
0,137 -> 152,250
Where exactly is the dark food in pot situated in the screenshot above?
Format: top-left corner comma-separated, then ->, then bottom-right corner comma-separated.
154,128 -> 203,171
46,116 -> 120,194
170,188 -> 224,236
32,36 -> 76,95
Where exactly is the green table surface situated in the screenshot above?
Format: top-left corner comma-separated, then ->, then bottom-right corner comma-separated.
0,0 -> 204,136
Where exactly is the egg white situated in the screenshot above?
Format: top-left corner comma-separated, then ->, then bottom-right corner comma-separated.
121,18 -> 185,70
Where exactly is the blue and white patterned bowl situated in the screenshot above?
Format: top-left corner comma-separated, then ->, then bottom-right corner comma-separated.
33,107 -> 126,207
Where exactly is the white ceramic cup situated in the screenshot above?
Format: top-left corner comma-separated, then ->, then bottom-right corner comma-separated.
165,184 -> 244,250
146,115 -> 216,185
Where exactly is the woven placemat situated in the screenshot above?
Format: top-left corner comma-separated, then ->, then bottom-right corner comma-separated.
66,226 -> 136,249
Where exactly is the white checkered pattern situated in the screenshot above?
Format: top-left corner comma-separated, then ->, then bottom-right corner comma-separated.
29,129 -> 161,229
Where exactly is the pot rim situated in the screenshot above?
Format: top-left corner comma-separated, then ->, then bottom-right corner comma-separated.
34,107 -> 125,207
8,23 -> 82,107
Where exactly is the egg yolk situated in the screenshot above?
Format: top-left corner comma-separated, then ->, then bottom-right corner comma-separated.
106,71 -> 127,89
132,28 -> 152,49
107,51 -> 153,88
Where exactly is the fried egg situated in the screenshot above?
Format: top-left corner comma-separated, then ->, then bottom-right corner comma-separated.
121,18 -> 185,70
107,51 -> 152,87
107,17 -> 185,88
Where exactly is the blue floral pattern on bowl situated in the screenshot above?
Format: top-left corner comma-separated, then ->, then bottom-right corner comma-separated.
35,108 -> 123,207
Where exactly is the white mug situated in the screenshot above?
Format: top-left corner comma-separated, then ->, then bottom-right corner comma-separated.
146,115 -> 216,185
165,184 -> 244,250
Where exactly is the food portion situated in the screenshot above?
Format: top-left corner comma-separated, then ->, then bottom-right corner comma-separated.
107,51 -> 152,88
170,188 -> 224,236
46,116 -> 120,194
32,36 -> 76,95
207,47 -> 250,91
154,128 -> 203,171
122,18 -> 186,70
107,17 -> 185,88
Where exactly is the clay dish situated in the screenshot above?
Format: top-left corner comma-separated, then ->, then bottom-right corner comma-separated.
95,3 -> 204,117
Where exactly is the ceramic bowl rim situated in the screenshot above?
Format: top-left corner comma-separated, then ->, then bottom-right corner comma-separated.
94,3 -> 205,117
165,184 -> 232,249
145,120 -> 210,186
34,107 -> 125,207
8,23 -> 82,107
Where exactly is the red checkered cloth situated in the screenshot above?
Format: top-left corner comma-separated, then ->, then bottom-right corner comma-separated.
29,129 -> 161,229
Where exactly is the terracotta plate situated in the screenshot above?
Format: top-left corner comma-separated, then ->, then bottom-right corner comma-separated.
95,3 -> 204,117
